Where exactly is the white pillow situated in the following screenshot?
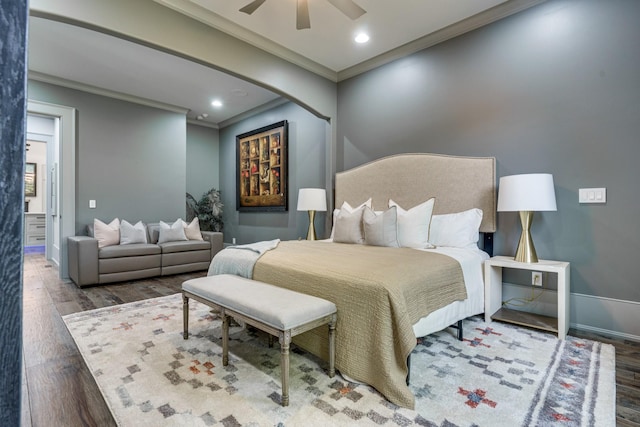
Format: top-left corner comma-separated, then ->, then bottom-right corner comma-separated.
329,198 -> 372,241
389,198 -> 435,249
363,206 -> 399,248
332,206 -> 365,244
428,208 -> 483,248
182,217 -> 204,241
120,220 -> 147,245
94,218 -> 120,248
158,219 -> 188,243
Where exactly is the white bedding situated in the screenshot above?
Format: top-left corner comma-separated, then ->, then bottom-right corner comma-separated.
412,246 -> 489,337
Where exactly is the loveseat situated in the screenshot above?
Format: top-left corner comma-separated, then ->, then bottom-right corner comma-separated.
67,218 -> 223,287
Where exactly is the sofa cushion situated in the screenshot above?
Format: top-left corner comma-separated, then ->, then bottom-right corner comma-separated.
99,243 -> 161,259
159,240 -> 211,254
120,220 -> 148,245
182,217 -> 204,241
158,219 -> 188,243
100,254 -> 161,274
94,218 -> 120,248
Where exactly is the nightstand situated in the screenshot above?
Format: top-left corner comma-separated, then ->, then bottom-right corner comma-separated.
484,256 -> 570,339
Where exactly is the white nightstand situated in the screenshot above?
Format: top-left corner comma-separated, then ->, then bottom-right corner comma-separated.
484,256 -> 570,339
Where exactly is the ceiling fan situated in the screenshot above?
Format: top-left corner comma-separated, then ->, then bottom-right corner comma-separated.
239,0 -> 366,30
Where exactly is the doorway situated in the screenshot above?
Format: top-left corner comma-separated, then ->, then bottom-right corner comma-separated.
24,132 -> 51,256
26,102 -> 76,280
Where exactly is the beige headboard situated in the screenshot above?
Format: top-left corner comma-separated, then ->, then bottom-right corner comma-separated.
335,153 -> 497,233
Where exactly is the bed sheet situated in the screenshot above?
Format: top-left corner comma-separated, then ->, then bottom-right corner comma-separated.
412,246 -> 489,337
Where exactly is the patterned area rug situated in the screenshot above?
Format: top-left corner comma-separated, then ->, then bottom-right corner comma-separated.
63,294 -> 615,426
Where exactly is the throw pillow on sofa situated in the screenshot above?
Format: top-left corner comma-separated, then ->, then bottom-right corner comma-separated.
120,220 -> 148,245
94,218 -> 120,248
158,219 -> 188,243
182,217 -> 204,241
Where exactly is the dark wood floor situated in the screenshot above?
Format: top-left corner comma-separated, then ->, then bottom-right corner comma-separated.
21,253 -> 640,426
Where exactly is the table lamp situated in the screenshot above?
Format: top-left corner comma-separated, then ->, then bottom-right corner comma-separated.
297,188 -> 327,240
497,173 -> 557,263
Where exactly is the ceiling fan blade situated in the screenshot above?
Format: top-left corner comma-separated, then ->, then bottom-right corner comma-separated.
297,0 -> 311,29
326,0 -> 366,20
239,0 -> 267,15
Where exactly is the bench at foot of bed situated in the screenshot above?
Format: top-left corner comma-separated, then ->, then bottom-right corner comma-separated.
182,274 -> 337,407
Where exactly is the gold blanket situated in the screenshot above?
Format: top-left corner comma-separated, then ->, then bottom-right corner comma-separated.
253,240 -> 466,409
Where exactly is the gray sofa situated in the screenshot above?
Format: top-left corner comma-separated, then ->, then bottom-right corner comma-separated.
67,222 -> 223,287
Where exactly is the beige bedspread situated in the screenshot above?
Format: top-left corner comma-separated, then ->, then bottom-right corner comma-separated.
252,240 -> 466,409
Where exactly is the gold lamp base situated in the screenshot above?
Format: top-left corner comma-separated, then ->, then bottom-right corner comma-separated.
306,210 -> 317,240
514,211 -> 539,263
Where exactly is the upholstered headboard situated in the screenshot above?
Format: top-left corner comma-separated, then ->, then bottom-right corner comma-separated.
335,153 -> 497,233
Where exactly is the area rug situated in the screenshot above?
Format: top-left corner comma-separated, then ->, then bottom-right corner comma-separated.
62,294 -> 616,426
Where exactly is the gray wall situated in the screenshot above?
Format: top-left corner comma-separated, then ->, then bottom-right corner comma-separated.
337,0 -> 640,302
186,123 -> 220,199
219,102 -> 328,244
0,0 -> 27,423
28,80 -> 187,232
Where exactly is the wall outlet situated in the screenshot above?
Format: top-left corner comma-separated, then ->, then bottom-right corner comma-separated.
232,237 -> 236,245
532,271 -> 543,287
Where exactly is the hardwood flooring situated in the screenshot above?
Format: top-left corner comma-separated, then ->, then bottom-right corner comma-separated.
21,253 -> 640,426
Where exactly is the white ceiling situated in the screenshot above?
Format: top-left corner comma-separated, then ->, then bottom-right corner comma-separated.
159,0 -> 510,73
27,17 -> 282,126
27,0 -> 542,126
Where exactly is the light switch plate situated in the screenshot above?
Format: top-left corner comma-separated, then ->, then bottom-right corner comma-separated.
89,199 -> 96,209
579,188 -> 606,204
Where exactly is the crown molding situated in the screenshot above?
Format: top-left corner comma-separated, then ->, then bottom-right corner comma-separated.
218,97 -> 289,129
186,119 -> 219,129
28,71 -> 190,115
153,0 -> 338,82
337,0 -> 547,81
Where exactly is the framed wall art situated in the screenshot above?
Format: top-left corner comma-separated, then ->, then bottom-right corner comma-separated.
236,120 -> 288,212
24,162 -> 36,197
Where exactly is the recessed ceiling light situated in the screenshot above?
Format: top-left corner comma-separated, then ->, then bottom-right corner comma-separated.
355,33 -> 370,44
211,100 -> 223,108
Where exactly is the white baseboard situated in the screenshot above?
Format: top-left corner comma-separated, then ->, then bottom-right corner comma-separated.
501,282 -> 640,342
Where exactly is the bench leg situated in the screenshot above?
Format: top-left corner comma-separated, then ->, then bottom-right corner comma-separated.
222,310 -> 229,366
279,330 -> 291,407
328,314 -> 336,378
182,294 -> 189,340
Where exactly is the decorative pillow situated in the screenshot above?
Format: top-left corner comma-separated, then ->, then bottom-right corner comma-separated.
120,220 -> 148,245
428,208 -> 483,248
332,206 -> 365,244
182,217 -> 204,241
158,219 -> 188,243
363,206 -> 399,248
329,198 -> 372,241
93,218 -> 120,248
389,198 -> 435,249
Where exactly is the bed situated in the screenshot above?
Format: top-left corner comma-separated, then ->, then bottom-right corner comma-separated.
212,153 -> 496,409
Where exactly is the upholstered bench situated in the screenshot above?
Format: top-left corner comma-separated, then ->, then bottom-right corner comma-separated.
181,274 -> 337,407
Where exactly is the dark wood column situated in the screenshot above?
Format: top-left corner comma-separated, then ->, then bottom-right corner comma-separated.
0,0 -> 28,425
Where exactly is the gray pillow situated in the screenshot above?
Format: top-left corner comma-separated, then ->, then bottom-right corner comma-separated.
158,219 -> 188,243
120,220 -> 148,245
332,207 -> 365,244
363,206 -> 399,247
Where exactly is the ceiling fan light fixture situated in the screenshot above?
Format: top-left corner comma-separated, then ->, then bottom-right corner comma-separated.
354,32 -> 369,43
296,0 -> 311,30
239,0 -> 366,30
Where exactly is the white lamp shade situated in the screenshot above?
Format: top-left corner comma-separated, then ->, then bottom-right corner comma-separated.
497,173 -> 557,212
297,188 -> 327,211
